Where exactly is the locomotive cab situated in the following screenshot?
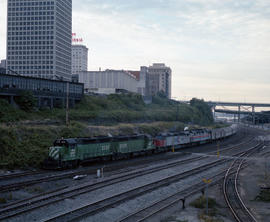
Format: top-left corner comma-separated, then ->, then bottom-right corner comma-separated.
45,138 -> 79,169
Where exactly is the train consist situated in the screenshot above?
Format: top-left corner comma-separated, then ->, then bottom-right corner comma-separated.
44,124 -> 237,168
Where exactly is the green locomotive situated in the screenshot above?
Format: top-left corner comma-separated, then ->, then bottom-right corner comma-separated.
45,134 -> 154,168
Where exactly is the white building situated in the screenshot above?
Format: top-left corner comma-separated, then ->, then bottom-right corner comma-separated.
147,63 -> 172,98
128,66 -> 148,96
0,60 -> 6,69
79,70 -> 138,94
6,0 -> 72,80
72,45 -> 88,75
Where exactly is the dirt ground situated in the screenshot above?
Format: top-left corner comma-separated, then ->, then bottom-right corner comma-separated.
239,150 -> 270,222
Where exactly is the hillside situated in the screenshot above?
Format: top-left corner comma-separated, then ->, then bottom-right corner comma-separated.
0,93 -> 214,168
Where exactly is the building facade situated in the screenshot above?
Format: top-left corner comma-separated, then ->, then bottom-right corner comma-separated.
0,60 -> 6,74
0,73 -> 83,108
0,60 -> 6,69
128,66 -> 148,96
79,70 -> 138,94
6,0 -> 72,80
147,63 -> 171,98
72,44 -> 88,75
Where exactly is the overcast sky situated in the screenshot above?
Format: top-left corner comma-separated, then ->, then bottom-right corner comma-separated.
1,0 -> 270,102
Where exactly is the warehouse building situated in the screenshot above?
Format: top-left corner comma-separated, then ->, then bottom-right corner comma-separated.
79,70 -> 138,94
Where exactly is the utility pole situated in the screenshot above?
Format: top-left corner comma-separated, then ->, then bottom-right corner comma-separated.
66,82 -> 69,126
217,140 -> 220,158
203,178 -> 212,215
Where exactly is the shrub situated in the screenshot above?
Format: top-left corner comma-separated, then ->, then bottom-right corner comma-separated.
15,90 -> 36,111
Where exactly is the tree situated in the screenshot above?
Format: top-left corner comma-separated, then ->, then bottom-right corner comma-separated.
190,98 -> 214,125
15,91 -> 36,111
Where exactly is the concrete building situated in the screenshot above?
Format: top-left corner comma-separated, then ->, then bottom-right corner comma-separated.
6,0 -> 72,80
79,70 -> 138,94
147,63 -> 171,98
128,66 -> 148,96
0,60 -> 6,69
72,44 -> 88,75
0,60 -> 6,74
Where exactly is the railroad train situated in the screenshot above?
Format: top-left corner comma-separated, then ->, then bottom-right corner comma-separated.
44,124 -> 237,169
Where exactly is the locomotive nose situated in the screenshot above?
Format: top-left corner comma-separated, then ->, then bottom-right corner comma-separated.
49,146 -> 60,160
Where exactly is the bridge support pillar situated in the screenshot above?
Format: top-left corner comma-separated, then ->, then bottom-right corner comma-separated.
9,95 -> 15,106
212,106 -> 216,120
238,105 -> 240,122
37,97 -> 41,108
50,97 -> 53,109
252,105 -> 255,124
180,198 -> 186,209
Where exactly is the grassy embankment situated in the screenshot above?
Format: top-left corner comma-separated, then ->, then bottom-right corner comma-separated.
0,93 -> 215,168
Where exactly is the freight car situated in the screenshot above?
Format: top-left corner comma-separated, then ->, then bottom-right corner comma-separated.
44,124 -> 237,169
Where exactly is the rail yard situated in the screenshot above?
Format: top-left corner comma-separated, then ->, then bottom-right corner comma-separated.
0,125 -> 269,222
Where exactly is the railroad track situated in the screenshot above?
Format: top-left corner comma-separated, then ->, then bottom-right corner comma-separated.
0,139 -> 257,221
223,143 -> 261,222
0,154 -> 211,220
117,142 -> 264,222
117,170 -> 232,222
0,152 -> 190,192
0,170 -> 46,181
42,142 -> 261,222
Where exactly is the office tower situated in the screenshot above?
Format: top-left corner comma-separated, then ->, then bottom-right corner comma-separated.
147,63 -> 172,98
6,0 -> 72,80
72,44 -> 88,75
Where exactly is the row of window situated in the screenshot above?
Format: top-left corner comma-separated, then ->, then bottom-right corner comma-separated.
8,1 -> 54,6
8,21 -> 54,26
8,60 -> 54,65
8,16 -> 54,21
8,46 -> 54,50
8,43 -> 53,49
1,75 -> 83,95
8,55 -> 54,59
8,41 -> 54,46
8,26 -> 54,31
8,31 -> 54,36
15,71 -> 54,75
8,6 -> 54,13
8,51 -> 54,55
8,36 -> 54,41
8,10 -> 54,17
9,40 -> 53,45
8,65 -> 54,69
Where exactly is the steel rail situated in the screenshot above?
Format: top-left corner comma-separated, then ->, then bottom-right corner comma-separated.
223,144 -> 262,222
118,143 -> 263,222
234,150 -> 259,222
44,142 -> 260,222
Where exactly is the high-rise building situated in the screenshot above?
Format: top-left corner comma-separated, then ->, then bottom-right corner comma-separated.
72,45 -> 88,75
6,0 -> 72,80
147,63 -> 171,98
